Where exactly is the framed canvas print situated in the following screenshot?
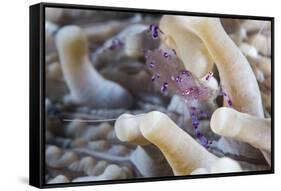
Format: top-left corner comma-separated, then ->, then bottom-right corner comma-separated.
29,2 -> 274,188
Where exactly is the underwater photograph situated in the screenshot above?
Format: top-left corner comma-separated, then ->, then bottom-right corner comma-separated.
44,6 -> 272,184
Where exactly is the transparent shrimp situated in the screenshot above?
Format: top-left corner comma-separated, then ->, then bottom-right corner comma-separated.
145,24 -> 232,148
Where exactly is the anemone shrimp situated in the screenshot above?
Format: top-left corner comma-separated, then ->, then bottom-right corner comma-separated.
145,24 -> 232,148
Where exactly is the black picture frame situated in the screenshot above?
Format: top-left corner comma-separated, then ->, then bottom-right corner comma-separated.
30,2 -> 274,188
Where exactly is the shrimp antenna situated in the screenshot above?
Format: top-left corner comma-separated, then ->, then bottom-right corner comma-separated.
62,113 -> 147,123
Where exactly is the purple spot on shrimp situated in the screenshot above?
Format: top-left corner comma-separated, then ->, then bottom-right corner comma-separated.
108,38 -> 123,50
181,70 -> 191,76
201,138 -> 209,148
163,52 -> 171,59
205,72 -> 213,81
192,120 -> 199,127
150,24 -> 158,30
151,73 -> 160,82
196,131 -> 202,138
175,75 -> 182,83
161,82 -> 168,92
220,91 -> 233,107
152,32 -> 158,39
227,99 -> 233,107
150,24 -> 159,39
182,88 -> 194,96
149,62 -> 155,68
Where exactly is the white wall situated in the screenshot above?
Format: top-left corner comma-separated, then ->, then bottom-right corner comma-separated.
0,0 -> 279,190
